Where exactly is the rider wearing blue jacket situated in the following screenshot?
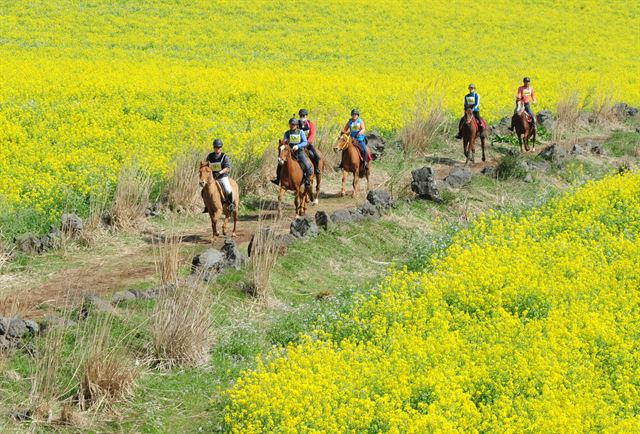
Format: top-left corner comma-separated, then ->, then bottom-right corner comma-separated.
455,84 -> 483,138
342,109 -> 369,171
277,118 -> 313,188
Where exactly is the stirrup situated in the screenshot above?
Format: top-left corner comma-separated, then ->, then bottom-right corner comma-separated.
270,178 -> 279,185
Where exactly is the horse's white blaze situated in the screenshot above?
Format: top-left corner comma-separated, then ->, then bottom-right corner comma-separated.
279,145 -> 285,152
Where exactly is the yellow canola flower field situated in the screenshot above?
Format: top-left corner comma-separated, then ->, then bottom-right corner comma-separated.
1,0 -> 639,224
225,173 -> 640,432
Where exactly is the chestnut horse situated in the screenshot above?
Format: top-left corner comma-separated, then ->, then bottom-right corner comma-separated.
461,107 -> 487,164
512,100 -> 537,152
199,161 -> 239,240
333,132 -> 371,197
276,140 -> 315,217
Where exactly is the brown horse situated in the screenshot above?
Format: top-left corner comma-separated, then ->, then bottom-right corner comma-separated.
512,100 -> 537,152
461,107 -> 487,164
276,140 -> 315,217
199,162 -> 239,240
333,132 -> 371,197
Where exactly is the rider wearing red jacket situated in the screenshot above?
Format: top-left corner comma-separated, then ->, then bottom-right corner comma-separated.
298,108 -> 321,175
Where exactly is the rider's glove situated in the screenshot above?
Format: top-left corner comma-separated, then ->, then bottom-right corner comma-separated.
292,145 -> 299,151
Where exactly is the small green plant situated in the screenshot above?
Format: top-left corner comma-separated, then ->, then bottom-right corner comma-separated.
495,153 -> 528,180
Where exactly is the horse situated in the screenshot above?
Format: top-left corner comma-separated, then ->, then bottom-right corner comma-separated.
461,107 -> 487,164
276,140 -> 315,218
199,161 -> 239,240
333,132 -> 371,197
512,99 -> 537,152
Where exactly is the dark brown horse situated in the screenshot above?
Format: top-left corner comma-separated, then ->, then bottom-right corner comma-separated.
333,132 -> 371,197
199,162 -> 239,240
461,107 -> 487,164
276,140 -> 315,217
512,100 -> 537,152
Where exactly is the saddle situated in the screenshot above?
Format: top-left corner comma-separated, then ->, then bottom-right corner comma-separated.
473,118 -> 487,130
214,179 -> 229,202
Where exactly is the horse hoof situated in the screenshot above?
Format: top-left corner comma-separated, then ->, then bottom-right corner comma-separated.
313,199 -> 319,205
340,191 -> 346,197
214,232 -> 220,237
232,232 -> 237,238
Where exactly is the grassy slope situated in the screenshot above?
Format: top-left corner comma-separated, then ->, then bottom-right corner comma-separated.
1,125 -> 639,432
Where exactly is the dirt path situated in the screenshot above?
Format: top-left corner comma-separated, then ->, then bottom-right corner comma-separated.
1,170 -> 396,317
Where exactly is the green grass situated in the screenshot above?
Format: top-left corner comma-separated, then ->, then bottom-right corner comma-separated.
602,130 -> 639,157
0,126 -> 636,432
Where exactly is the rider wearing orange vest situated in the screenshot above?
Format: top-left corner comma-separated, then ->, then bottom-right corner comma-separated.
510,77 -> 537,130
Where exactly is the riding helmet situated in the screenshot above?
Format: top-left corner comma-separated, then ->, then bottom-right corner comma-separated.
468,83 -> 476,89
523,77 -> 531,83
288,117 -> 299,126
351,108 -> 360,116
213,138 -> 223,148
298,108 -> 309,117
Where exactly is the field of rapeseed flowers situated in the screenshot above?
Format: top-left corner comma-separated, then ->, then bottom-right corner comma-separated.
225,173 -> 640,432
1,0 -> 639,232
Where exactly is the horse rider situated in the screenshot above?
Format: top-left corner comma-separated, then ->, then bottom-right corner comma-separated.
272,118 -> 313,188
455,84 -> 482,139
204,138 -> 234,213
298,108 -> 321,175
342,108 -> 368,171
510,77 -> 537,131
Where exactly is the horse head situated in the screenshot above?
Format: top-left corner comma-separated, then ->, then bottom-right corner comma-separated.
278,139 -> 290,164
198,161 -> 212,187
334,131 -> 351,152
515,98 -> 525,115
464,106 -> 474,124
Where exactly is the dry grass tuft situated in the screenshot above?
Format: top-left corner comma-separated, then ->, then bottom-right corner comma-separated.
246,213 -> 281,301
166,146 -> 204,213
399,88 -> 449,155
589,90 -> 619,128
111,162 -> 152,229
151,280 -> 214,368
553,90 -> 587,141
153,227 -> 182,287
233,144 -> 273,196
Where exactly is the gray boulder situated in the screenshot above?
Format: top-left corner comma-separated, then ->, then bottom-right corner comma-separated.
290,216 -> 319,238
7,317 -> 28,339
367,189 -> 394,210
481,166 -> 496,177
411,167 -> 442,203
24,320 -> 39,335
538,144 -> 567,162
589,143 -> 605,155
81,293 -> 114,318
444,167 -> 472,189
221,239 -> 246,269
490,116 -> 512,136
365,132 -> 385,160
112,290 -> 137,305
0,317 -> 7,335
635,127 -> 640,134
614,102 -> 639,118
536,110 -> 554,130
571,144 -> 586,155
330,209 -> 355,224
315,211 -> 332,231
61,213 -> 83,238
358,202 -> 380,219
14,234 -> 43,255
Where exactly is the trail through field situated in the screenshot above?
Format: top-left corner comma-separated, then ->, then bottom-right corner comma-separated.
0,150 -> 518,318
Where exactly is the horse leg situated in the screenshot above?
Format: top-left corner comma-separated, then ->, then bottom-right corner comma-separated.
366,169 -> 371,193
340,169 -> 347,197
314,172 -> 320,205
481,136 -> 486,162
524,132 -> 530,152
352,171 -> 359,198
277,187 -> 285,219
518,134 -> 524,153
222,211 -> 229,236
232,209 -> 238,237
530,130 -> 537,152
210,209 -> 222,241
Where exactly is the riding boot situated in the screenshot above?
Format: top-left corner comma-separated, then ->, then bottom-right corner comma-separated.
227,191 -> 235,213
455,118 -> 463,139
